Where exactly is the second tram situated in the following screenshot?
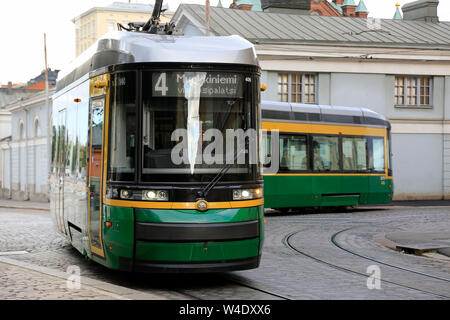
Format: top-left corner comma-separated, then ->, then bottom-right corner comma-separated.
261,101 -> 393,210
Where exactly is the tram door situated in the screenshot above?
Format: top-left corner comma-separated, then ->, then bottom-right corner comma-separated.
56,109 -> 67,235
87,98 -> 105,257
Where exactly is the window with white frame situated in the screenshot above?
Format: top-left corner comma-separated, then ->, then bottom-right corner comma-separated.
277,72 -> 317,104
395,76 -> 432,107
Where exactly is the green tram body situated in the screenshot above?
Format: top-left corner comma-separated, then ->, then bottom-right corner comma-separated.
261,101 -> 394,209
50,32 -> 264,272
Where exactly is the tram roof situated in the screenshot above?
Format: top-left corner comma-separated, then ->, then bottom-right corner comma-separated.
56,31 -> 259,92
261,101 -> 390,128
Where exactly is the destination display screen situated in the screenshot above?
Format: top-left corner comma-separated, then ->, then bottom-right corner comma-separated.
152,72 -> 245,99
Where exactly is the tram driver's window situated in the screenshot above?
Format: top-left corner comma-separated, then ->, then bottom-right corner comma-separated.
108,72 -> 137,181
372,137 -> 385,172
279,135 -> 307,171
312,135 -> 339,171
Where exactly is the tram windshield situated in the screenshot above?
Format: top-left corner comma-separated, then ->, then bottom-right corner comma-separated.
107,70 -> 260,183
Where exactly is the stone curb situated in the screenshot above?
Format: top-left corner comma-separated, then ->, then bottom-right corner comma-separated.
373,233 -> 450,260
0,256 -> 167,300
0,205 -> 50,212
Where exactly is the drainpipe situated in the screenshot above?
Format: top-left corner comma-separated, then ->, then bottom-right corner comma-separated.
25,108 -> 29,200
8,139 -> 12,199
443,77 -> 447,200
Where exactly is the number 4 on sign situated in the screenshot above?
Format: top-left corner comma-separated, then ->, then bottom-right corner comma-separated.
155,73 -> 168,96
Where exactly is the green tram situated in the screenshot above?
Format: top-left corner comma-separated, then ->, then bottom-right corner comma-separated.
261,101 -> 393,210
50,30 -> 264,272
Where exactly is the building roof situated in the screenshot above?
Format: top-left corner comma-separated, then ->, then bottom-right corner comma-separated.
106,2 -> 157,11
329,1 -> 343,14
342,0 -> 356,7
356,0 -> 368,13
173,4 -> 450,49
73,1 -> 170,22
0,89 -> 37,109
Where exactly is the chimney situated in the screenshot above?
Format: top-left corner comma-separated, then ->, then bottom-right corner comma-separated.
7,81 -> 12,95
402,0 -> 439,23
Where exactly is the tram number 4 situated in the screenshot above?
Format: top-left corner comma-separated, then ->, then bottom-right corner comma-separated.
155,73 -> 169,96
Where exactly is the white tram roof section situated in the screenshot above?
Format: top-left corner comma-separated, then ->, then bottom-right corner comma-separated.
261,101 -> 389,127
58,31 -> 259,82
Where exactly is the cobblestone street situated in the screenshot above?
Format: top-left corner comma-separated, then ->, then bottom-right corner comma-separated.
0,204 -> 449,300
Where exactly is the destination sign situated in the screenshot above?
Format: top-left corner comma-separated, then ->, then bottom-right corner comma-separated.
152,72 -> 245,98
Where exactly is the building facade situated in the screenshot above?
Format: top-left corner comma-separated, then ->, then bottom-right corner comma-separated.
0,90 -> 53,201
73,2 -> 173,57
173,1 -> 450,200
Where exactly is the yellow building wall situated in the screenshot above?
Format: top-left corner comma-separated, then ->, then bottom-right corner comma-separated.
75,9 -> 173,57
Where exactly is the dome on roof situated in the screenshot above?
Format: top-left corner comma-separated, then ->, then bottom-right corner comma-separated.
356,0 -> 368,13
342,0 -> 356,7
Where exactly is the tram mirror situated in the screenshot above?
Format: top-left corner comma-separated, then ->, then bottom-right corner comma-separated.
261,84 -> 267,92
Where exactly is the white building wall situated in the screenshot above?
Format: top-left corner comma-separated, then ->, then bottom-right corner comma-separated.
5,93 -> 52,201
392,134 -> 443,200
445,135 -> 450,200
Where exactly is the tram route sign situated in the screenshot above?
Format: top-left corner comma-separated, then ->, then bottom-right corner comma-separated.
152,72 -> 245,98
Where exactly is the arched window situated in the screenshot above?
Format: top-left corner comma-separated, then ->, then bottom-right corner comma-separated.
19,121 -> 25,140
34,118 -> 41,137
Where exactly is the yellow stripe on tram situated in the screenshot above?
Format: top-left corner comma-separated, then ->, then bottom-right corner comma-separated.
103,198 -> 264,210
262,121 -> 387,137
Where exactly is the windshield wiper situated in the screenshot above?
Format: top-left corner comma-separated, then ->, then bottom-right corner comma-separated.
197,99 -> 248,199
197,148 -> 245,199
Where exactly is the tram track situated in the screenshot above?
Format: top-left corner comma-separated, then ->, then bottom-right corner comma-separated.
221,274 -> 294,300
331,227 -> 450,283
169,275 -> 293,300
283,230 -> 450,299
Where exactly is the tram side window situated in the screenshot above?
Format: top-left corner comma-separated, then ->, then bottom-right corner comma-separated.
76,80 -> 90,182
66,93 -> 78,179
51,98 -> 61,174
312,135 -> 340,171
372,137 -> 385,172
342,137 -> 368,171
280,135 -> 308,171
108,72 -> 137,182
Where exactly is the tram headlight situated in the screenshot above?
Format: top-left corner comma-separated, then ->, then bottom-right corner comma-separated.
232,188 -> 263,201
120,189 -> 132,199
142,190 -> 169,201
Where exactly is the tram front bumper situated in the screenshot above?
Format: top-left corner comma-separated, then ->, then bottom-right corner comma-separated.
104,206 -> 264,273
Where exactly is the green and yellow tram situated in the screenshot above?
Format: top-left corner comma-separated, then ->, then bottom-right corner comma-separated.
50,29 -> 264,272
261,101 -> 393,210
